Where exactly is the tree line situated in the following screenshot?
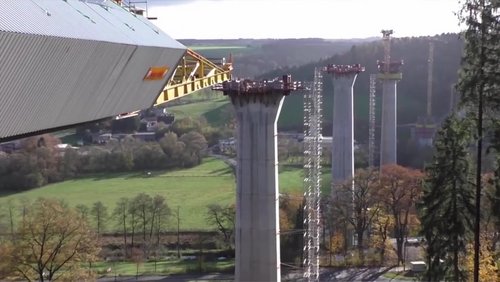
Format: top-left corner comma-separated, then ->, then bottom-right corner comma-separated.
0,117 -> 217,193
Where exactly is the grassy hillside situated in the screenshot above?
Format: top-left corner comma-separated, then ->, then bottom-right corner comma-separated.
0,158 -> 326,230
167,96 -> 231,127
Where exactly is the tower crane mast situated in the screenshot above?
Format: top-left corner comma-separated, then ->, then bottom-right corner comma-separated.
381,30 -> 393,74
427,42 -> 434,117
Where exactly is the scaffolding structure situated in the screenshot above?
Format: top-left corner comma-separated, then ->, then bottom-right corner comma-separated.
368,74 -> 377,168
303,67 -> 323,281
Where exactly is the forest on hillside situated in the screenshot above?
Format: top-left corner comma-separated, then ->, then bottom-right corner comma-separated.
183,38 -> 374,78
177,34 -> 464,167
259,33 -> 464,143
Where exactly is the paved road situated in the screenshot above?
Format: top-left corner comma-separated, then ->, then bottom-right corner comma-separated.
97,273 -> 233,282
97,267 -> 415,282
209,153 -> 236,169
317,267 -> 414,281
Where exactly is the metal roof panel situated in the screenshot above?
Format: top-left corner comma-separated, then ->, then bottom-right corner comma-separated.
0,0 -> 185,49
0,0 -> 187,139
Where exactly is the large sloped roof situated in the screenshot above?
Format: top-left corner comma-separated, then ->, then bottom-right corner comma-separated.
0,0 -> 184,48
0,0 -> 187,140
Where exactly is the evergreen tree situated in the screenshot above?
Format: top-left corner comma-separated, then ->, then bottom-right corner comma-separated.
419,114 -> 475,281
456,1 -> 499,281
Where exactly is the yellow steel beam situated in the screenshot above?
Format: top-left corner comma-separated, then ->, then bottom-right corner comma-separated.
155,49 -> 233,106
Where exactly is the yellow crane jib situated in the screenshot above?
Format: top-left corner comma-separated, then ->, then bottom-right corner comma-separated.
155,49 -> 233,106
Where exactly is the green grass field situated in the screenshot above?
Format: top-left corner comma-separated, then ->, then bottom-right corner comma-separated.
279,165 -> 331,194
0,158 -> 235,230
167,97 -> 230,126
0,158 -> 320,230
92,259 -> 234,277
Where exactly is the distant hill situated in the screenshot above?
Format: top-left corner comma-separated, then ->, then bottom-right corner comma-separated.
180,38 -> 372,78
259,33 -> 464,143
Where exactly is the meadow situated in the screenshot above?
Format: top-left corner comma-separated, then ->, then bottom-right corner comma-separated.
0,158 -> 330,230
167,96 -> 230,127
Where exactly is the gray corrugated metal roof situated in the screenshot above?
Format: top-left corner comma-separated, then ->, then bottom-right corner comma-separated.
0,0 -> 187,139
0,0 -> 185,49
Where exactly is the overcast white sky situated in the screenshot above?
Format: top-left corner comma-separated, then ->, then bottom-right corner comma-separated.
146,0 -> 463,39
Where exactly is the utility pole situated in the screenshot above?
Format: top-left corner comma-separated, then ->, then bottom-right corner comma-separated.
176,206 -> 181,259
427,42 -> 434,118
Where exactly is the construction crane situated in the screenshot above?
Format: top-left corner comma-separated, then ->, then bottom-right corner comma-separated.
155,50 -> 233,106
414,39 -> 441,146
427,41 -> 434,117
382,30 -> 393,74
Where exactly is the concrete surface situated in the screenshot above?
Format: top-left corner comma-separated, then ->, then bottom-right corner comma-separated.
380,80 -> 398,166
231,92 -> 285,282
331,74 -> 358,189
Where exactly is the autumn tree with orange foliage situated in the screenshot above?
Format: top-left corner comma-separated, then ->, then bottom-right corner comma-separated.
332,169 -> 380,264
370,209 -> 394,265
2,198 -> 99,281
279,192 -> 304,264
378,164 -> 423,266
465,233 -> 499,281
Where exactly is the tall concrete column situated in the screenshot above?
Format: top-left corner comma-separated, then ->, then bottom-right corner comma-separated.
214,76 -> 301,282
331,74 -> 357,186
325,65 -> 364,190
231,92 -> 284,282
380,79 -> 398,165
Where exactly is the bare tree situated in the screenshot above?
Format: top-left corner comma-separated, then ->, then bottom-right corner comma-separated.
113,197 -> 129,257
91,201 -> 108,236
206,204 -> 235,249
151,195 -> 170,246
131,193 -> 153,244
76,204 -> 89,220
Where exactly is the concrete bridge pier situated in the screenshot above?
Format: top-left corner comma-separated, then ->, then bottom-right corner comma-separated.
230,92 -> 284,282
214,76 -> 302,282
325,64 -> 364,189
380,79 -> 398,165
